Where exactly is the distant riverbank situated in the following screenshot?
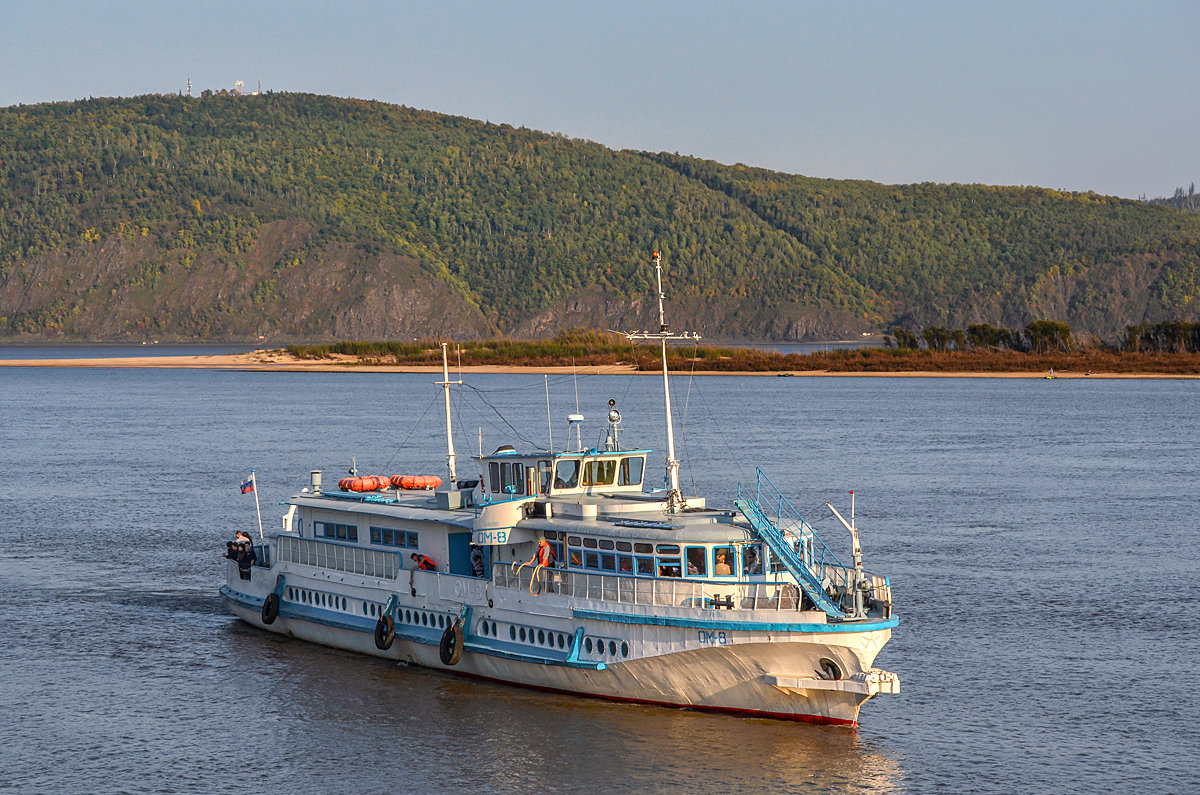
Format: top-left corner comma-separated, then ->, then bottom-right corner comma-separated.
1,347 -> 1198,377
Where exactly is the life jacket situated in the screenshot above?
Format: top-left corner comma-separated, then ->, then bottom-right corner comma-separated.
533,540 -> 555,567
414,554 -> 436,571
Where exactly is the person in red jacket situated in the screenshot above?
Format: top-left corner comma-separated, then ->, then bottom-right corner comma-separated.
527,538 -> 555,568
410,553 -> 437,571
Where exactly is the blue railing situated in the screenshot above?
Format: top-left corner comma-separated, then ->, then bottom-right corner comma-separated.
736,467 -> 850,618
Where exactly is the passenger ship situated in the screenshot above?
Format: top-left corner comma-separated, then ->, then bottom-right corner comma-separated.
221,254 -> 899,725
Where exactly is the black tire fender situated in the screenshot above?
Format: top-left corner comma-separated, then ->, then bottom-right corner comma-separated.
374,613 -> 395,650
439,621 -> 464,666
261,592 -> 280,625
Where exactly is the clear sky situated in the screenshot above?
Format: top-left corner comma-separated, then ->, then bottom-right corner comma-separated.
2,1 -> 1196,199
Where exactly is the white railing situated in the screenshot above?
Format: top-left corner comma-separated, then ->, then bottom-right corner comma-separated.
277,535 -> 400,579
493,564 -> 822,612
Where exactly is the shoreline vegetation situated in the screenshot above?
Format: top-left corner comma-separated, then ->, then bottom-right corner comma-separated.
275,326 -> 1200,375
6,331 -> 1198,377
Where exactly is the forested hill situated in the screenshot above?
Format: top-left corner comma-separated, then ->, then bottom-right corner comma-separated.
2,92 -> 1198,342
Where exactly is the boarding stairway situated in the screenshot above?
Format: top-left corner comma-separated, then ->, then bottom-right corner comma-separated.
735,467 -> 849,620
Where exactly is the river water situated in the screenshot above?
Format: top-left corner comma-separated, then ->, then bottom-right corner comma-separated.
0,366 -> 1196,793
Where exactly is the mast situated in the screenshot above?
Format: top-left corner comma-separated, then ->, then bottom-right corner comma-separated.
437,343 -> 462,483
622,251 -> 699,513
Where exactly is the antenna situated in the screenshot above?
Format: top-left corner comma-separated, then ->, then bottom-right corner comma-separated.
436,343 -> 462,483
620,251 -> 700,513
545,374 -> 554,451
186,77 -> 192,97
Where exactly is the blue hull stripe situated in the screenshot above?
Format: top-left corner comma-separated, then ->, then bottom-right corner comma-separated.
221,586 -> 606,669
572,608 -> 899,633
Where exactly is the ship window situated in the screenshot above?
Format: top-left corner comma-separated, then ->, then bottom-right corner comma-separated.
618,456 -> 644,486
510,626 -> 516,640
713,546 -> 735,576
544,531 -> 559,541
585,638 -> 593,653
600,554 -> 615,571
498,462 -> 523,495
634,542 -> 653,554
539,460 -> 552,494
598,539 -> 614,550
336,524 -> 347,540
553,460 -> 579,489
369,527 -> 418,549
656,544 -> 680,554
609,641 -> 617,656
550,541 -> 564,566
583,538 -> 598,549
615,541 -> 632,552
489,461 -> 500,493
621,642 -> 629,657
538,630 -> 545,645
583,459 -> 616,486
569,549 -> 582,567
585,552 -> 599,569
567,536 -> 582,547
686,547 -> 707,577
636,557 -> 653,575
347,526 -> 358,542
618,556 -> 633,573
743,544 -> 763,576
657,558 -> 682,578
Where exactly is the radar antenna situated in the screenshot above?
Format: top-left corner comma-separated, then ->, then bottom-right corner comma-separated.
620,251 -> 699,513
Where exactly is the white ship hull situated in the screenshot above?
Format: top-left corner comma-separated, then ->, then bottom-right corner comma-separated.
222,560 -> 898,725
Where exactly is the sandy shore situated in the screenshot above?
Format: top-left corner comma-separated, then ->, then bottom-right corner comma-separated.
0,350 -> 1194,378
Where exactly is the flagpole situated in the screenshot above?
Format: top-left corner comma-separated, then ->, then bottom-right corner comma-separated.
252,470 -> 263,540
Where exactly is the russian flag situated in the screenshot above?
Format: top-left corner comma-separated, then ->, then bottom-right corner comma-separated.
240,476 -> 255,494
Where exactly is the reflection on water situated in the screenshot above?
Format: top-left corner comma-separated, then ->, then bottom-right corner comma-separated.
241,629 -> 904,794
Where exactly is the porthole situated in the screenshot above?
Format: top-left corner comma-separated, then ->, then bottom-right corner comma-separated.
519,627 -> 527,642
585,638 -> 593,653
286,588 -> 293,600
510,625 -> 516,640
616,541 -> 632,552
341,598 -> 347,611
608,641 -> 616,656
621,642 -> 629,657
537,630 -> 545,645
440,615 -> 447,629
557,634 -> 565,649
421,613 -> 428,626
362,601 -> 368,614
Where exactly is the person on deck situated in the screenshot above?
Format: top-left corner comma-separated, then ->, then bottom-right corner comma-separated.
527,538 -> 556,569
236,540 -> 256,580
411,553 -> 437,571
714,552 -> 732,576
470,545 -> 485,578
